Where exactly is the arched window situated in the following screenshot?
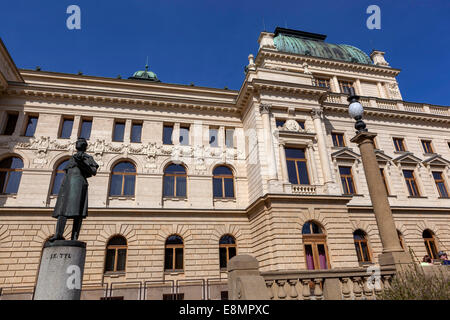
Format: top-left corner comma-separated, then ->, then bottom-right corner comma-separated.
104,236 -> 127,273
0,156 -> 24,194
219,235 -> 237,269
109,161 -> 136,196
423,229 -> 438,259
397,230 -> 405,250
213,166 -> 235,198
164,235 -> 184,271
51,159 -> 70,195
302,221 -> 330,270
353,230 -> 372,263
163,164 -> 187,198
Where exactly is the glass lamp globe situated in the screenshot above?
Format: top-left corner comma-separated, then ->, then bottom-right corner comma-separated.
349,101 -> 364,118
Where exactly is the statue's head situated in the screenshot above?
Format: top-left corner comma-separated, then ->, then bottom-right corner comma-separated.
76,137 -> 88,152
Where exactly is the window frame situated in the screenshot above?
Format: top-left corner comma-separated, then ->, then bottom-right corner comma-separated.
109,161 -> 136,197
339,166 -> 356,195
338,80 -> 354,94
432,171 -> 449,198
79,118 -> 93,140
179,125 -> 190,146
403,169 -> 420,197
213,166 -> 235,199
285,148 -> 310,185
353,230 -> 373,263
314,77 -> 331,89
104,236 -> 127,274
219,235 -> 237,270
23,114 -> 39,137
421,140 -> 434,154
50,158 -> 70,196
379,167 -> 390,196
331,132 -> 346,147
163,124 -> 174,145
163,164 -> 187,198
2,112 -> 19,135
59,116 -> 74,139
0,156 -> 24,195
130,121 -> 143,143
423,230 -> 439,260
112,120 -> 126,142
393,137 -> 406,152
164,235 -> 184,272
302,222 -> 330,270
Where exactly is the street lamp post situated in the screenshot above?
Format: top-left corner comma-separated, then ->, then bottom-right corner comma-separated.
348,88 -> 412,270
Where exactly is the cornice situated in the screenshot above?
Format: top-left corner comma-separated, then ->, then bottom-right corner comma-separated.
256,49 -> 401,77
4,83 -> 241,115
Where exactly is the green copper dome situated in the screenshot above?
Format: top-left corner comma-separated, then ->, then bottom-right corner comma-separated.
273,28 -> 373,65
129,63 -> 160,82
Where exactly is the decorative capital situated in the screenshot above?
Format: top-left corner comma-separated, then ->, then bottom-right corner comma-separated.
259,103 -> 271,114
311,108 -> 323,119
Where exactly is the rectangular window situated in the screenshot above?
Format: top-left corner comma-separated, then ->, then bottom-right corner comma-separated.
163,124 -> 173,145
59,117 -> 74,139
2,113 -> 18,135
332,133 -> 345,147
433,171 -> 449,198
393,138 -> 406,152
79,119 -> 92,140
380,168 -> 390,195
24,115 -> 38,137
338,80 -> 354,94
130,122 -> 142,143
339,166 -> 356,195
315,78 -> 331,89
403,170 -> 420,197
209,128 -> 219,147
421,140 -> 434,153
179,125 -> 190,145
225,128 -> 234,148
113,121 -> 125,142
285,148 -> 310,185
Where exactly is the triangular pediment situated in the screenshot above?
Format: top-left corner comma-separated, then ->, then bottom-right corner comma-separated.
422,154 -> 450,167
393,152 -> 422,165
374,150 -> 392,163
331,147 -> 360,161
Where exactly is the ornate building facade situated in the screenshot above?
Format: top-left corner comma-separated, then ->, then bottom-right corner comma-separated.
0,27 -> 449,299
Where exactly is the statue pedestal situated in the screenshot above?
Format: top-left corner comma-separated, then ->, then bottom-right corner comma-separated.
34,240 -> 86,300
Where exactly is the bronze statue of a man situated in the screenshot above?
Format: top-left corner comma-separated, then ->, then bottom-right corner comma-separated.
49,138 -> 99,242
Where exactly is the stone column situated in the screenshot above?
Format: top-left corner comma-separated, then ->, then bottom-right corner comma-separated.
332,76 -> 340,93
34,240 -> 87,300
260,104 -> 277,180
355,79 -> 363,96
278,141 -> 288,183
311,108 -> 336,194
377,82 -> 386,99
350,132 -> 412,269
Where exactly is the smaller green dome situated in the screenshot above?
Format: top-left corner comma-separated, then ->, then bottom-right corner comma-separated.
129,63 -> 160,82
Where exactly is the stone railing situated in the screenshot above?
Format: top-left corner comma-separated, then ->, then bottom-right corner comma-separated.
324,93 -> 449,117
261,267 -> 396,300
291,185 -> 317,195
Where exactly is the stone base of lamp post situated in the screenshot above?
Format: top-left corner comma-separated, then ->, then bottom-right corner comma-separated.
34,240 -> 86,300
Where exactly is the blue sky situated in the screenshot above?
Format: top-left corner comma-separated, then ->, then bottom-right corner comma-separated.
1,0 -> 449,106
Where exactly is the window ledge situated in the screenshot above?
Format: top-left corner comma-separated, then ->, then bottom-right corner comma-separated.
163,197 -> 187,201
103,272 -> 126,278
164,271 -> 184,275
0,194 -> 17,199
394,151 -> 408,154
213,198 -> 236,203
407,196 -> 427,199
344,193 -> 364,197
387,195 -> 397,198
108,196 -> 135,201
438,197 -> 450,199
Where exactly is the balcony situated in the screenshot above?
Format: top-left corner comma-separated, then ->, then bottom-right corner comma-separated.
291,184 -> 317,195
323,93 -> 449,117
